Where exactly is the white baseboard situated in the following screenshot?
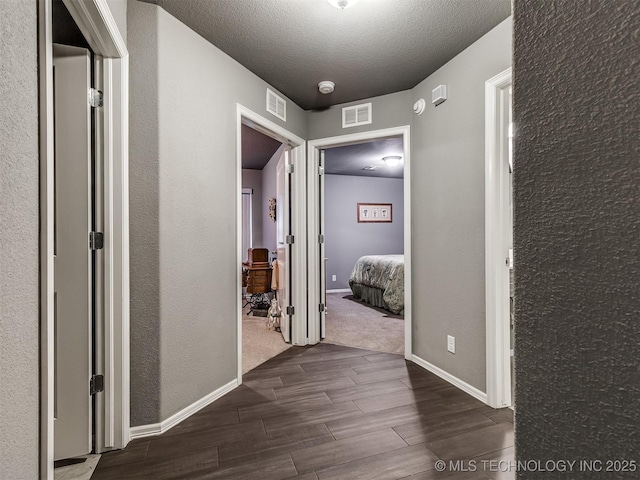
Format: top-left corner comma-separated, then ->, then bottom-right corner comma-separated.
326,288 -> 351,293
129,379 -> 238,440
411,355 -> 487,404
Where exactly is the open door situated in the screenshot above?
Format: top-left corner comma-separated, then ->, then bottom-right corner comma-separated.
53,44 -> 93,460
318,150 -> 327,339
276,148 -> 292,342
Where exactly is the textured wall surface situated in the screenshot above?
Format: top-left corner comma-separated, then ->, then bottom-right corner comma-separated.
325,175 -> 404,290
128,1 -> 307,424
513,1 -> 640,476
411,18 -> 512,391
307,90 -> 413,140
0,1 -> 40,478
128,0 -> 161,425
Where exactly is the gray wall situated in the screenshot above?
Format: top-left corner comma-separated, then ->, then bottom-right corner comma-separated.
128,1 -> 307,424
325,175 -> 404,290
411,17 -> 512,391
513,1 -> 640,475
261,145 -> 286,254
307,90 -> 413,140
106,0 -> 127,45
0,1 -> 40,478
242,169 -> 263,252
128,0 -> 161,425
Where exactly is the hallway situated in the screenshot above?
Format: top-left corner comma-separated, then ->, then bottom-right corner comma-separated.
93,344 -> 514,479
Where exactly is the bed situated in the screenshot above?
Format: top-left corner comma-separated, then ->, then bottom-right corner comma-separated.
348,255 -> 404,315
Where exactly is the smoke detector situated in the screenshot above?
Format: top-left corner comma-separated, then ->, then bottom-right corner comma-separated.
318,81 -> 335,94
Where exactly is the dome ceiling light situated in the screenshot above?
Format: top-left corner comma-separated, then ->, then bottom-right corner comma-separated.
327,0 -> 359,10
383,155 -> 403,167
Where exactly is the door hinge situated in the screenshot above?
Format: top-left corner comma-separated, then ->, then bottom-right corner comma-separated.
286,164 -> 295,174
319,303 -> 325,312
286,235 -> 295,244
89,88 -> 103,108
286,305 -> 295,316
90,374 -> 104,395
318,234 -> 324,244
89,231 -> 104,250
318,166 -> 324,175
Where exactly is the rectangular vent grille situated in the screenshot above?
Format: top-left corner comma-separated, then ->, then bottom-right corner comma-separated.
342,102 -> 372,128
266,89 -> 286,121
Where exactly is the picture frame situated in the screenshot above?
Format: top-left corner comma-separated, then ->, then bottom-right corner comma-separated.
357,203 -> 392,223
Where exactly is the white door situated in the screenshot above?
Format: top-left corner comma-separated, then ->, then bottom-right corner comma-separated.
276,148 -> 292,342
319,150 -> 327,338
53,44 -> 93,460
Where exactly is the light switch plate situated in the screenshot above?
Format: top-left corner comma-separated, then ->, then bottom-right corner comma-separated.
447,335 -> 456,354
332,275 -> 337,282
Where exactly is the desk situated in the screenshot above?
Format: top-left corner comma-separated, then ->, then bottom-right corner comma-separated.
242,263 -> 273,312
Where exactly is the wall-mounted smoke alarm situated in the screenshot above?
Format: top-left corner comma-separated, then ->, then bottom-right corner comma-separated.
432,85 -> 447,106
413,99 -> 426,115
318,81 -> 335,94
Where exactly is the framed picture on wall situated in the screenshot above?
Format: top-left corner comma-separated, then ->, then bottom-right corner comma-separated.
357,203 -> 392,223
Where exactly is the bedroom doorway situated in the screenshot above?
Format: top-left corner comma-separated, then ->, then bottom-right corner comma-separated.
240,124 -> 290,374
307,126 -> 412,360
236,105 -> 307,382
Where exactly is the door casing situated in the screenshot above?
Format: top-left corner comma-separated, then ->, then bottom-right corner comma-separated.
307,126 -> 413,359
485,67 -> 513,409
39,0 -> 130,477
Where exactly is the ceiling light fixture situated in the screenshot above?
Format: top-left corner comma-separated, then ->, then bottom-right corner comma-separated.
383,155 -> 402,167
318,81 -> 335,94
327,0 -> 359,9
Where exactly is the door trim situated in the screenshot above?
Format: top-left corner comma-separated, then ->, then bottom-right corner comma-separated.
236,105 -> 306,384
39,0 -> 129,477
306,125 -> 412,360
485,67 -> 513,408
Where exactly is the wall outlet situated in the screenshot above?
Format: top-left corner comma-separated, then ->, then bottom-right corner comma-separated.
447,335 -> 456,354
332,275 -> 337,282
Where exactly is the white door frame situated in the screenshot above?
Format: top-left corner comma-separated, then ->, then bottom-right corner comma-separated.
485,67 -> 513,408
307,126 -> 413,360
39,0 -> 129,477
236,105 -> 307,383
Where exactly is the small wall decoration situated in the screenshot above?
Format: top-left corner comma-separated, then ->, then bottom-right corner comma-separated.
357,203 -> 392,223
268,197 -> 277,222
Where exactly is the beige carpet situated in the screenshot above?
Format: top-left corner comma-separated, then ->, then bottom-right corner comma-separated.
324,292 -> 404,355
242,305 -> 290,374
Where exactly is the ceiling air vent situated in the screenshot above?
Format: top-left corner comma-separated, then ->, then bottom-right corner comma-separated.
266,89 -> 286,121
342,102 -> 372,128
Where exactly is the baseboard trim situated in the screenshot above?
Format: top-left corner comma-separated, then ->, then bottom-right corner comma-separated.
129,379 -> 238,440
326,288 -> 351,293
411,355 -> 487,404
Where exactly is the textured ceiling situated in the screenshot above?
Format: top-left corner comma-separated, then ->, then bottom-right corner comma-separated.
324,136 -> 404,178
241,124 -> 283,170
144,0 -> 511,110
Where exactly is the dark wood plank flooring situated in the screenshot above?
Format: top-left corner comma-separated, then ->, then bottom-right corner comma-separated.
93,343 -> 514,479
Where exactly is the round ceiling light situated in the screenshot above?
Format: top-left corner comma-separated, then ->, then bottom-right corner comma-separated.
318,81 -> 335,94
327,0 -> 359,9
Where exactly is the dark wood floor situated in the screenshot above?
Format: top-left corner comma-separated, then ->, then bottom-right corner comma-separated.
93,343 -> 514,480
